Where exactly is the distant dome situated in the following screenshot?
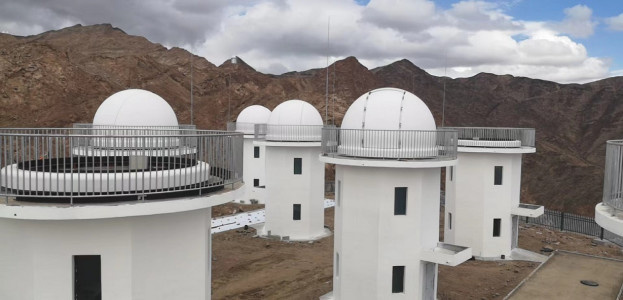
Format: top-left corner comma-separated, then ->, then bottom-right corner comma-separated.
341,88 -> 435,131
268,100 -> 323,126
93,89 -> 179,127
236,105 -> 271,124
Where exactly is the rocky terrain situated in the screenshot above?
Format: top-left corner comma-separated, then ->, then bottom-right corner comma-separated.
1,24 -> 623,216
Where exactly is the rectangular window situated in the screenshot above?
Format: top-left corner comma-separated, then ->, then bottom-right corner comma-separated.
337,180 -> 341,207
293,204 -> 301,220
494,166 -> 503,185
493,218 -> 501,237
450,166 -> 454,181
253,179 -> 260,187
74,255 -> 102,300
394,187 -> 407,215
336,253 -> 340,277
392,266 -> 405,293
449,212 -> 452,230
294,158 -> 302,174
253,146 -> 260,158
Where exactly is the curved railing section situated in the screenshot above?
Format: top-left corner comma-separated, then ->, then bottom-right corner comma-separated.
265,125 -> 323,142
321,127 -> 458,160
444,127 -> 535,148
604,140 -> 623,211
0,128 -> 243,204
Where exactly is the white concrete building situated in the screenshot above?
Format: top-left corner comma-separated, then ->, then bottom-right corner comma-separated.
0,89 -> 243,300
320,88 -> 471,300
596,140 -> 623,237
444,127 -> 543,259
229,105 -> 271,204
256,99 -> 329,241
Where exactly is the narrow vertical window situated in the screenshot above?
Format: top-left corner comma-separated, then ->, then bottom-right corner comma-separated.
494,166 -> 503,185
253,146 -> 260,158
392,266 -> 405,293
253,179 -> 260,187
293,204 -> 301,220
336,253 -> 340,277
74,255 -> 102,300
450,166 -> 454,181
493,218 -> 501,237
337,180 -> 342,207
394,187 -> 407,215
294,158 -> 302,174
449,212 -> 452,230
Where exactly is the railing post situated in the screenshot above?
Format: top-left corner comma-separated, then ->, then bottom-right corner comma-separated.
560,212 -> 564,231
600,227 -> 604,240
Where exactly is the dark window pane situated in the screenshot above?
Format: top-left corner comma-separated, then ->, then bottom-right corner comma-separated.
394,187 -> 407,215
494,166 -> 503,185
294,158 -> 302,174
253,179 -> 259,187
493,218 -> 501,237
74,255 -> 102,300
254,146 -> 260,158
449,212 -> 452,230
450,166 -> 454,181
293,204 -> 301,220
392,266 -> 405,293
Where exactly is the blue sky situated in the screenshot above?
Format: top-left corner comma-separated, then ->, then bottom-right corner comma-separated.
0,0 -> 622,83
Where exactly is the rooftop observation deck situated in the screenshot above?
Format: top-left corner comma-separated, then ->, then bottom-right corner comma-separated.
0,125 -> 243,205
320,127 -> 458,162
444,127 -> 535,149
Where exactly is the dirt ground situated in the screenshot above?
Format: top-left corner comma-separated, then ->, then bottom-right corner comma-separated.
211,204 -> 623,299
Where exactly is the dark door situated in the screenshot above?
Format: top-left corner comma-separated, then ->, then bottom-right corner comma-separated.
74,255 -> 102,300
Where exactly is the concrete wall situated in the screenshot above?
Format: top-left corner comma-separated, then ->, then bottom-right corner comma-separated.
0,208 -> 211,300
240,137 -> 267,203
263,144 -> 325,240
333,165 -> 440,299
444,152 -> 523,258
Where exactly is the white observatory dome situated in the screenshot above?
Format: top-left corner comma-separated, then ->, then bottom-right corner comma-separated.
268,100 -> 323,126
236,105 -> 271,134
93,89 -> 179,127
266,100 -> 322,141
341,87 -> 435,131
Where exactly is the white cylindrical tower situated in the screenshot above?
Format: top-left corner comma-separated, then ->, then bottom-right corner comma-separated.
596,140 -> 623,237
256,99 -> 329,241
444,127 -> 542,259
229,105 -> 271,204
0,89 -> 243,300
320,88 -> 471,300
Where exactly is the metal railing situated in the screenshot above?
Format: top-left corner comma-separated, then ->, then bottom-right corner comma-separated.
443,127 -> 535,148
265,125 -> 323,142
227,122 -> 268,139
0,128 -> 243,204
321,127 -> 458,160
604,140 -> 623,211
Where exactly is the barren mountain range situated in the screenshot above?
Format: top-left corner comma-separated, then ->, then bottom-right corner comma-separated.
1,24 -> 622,216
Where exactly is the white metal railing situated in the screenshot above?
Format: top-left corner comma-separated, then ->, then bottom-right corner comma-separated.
444,127 -> 535,148
604,140 -> 623,211
265,125 -> 323,142
226,122 -> 268,139
0,128 -> 243,204
321,127 -> 458,160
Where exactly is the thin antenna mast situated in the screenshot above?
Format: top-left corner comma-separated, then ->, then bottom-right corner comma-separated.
190,51 -> 194,125
325,16 -> 330,125
442,50 -> 447,127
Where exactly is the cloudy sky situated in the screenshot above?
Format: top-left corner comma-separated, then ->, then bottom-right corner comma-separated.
1,0 -> 622,83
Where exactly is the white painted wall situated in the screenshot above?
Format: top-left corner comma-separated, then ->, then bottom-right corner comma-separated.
240,137 -> 267,203
261,143 -> 325,240
333,165 -> 441,300
444,152 -> 523,258
0,208 -> 212,300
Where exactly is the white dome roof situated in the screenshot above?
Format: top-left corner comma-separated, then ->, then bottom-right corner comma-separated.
268,100 -> 323,126
341,87 -> 435,131
93,89 -> 179,127
236,105 -> 271,124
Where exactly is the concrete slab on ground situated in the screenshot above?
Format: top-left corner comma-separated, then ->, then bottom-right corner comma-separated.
506,251 -> 623,300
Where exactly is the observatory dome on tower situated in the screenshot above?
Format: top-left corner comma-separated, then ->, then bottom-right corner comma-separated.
93,89 -> 178,127
341,87 -> 436,131
266,99 -> 323,141
235,105 -> 271,134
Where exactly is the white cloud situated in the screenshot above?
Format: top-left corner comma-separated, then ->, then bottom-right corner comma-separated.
605,13 -> 623,31
0,0 -> 614,83
551,4 -> 597,38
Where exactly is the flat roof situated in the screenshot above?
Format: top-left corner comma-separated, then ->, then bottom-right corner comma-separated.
507,251 -> 623,300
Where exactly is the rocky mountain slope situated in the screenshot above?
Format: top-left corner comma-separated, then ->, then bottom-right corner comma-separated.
1,24 -> 622,216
